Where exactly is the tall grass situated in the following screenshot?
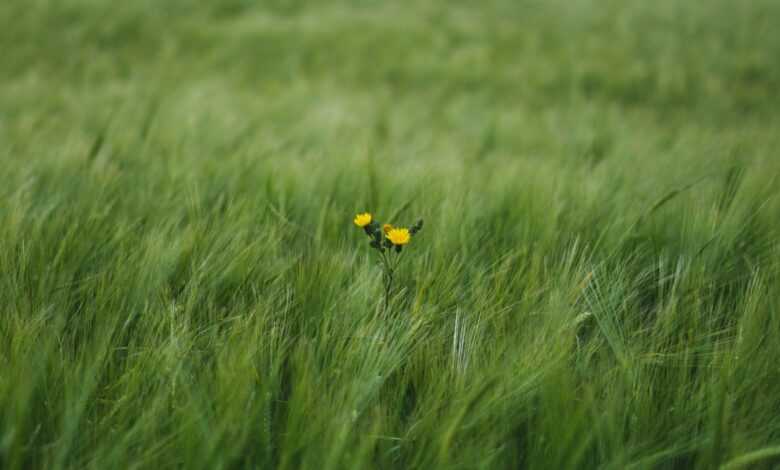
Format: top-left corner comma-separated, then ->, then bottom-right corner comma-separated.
1,0 -> 779,468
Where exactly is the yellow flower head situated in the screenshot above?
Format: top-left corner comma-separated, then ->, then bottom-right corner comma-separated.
354,212 -> 372,227
383,223 -> 393,234
386,227 -> 411,246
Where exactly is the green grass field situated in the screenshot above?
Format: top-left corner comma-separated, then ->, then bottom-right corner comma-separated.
2,1 -> 780,468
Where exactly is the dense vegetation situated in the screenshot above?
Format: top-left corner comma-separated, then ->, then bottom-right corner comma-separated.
1,1 -> 779,468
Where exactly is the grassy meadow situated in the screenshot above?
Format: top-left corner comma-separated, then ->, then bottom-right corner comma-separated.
2,0 -> 780,468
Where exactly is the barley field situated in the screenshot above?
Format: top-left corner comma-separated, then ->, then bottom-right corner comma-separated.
1,1 -> 780,468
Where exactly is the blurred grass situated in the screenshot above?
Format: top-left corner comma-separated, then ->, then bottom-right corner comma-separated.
1,0 -> 780,468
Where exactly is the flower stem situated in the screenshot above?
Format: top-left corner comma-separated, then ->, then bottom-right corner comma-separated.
384,268 -> 393,313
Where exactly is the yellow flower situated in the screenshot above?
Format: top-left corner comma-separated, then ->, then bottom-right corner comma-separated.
354,212 -> 372,227
383,223 -> 393,234
386,227 -> 411,245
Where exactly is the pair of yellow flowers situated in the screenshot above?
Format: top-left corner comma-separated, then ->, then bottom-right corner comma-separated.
354,213 -> 410,245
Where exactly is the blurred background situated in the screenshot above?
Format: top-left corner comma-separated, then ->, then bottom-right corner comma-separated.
2,0 -> 779,169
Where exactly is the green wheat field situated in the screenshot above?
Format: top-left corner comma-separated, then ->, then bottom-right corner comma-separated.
2,1 -> 780,468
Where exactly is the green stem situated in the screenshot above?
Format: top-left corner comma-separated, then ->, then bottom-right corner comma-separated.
384,265 -> 394,313
377,249 -> 393,313
379,248 -> 404,314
